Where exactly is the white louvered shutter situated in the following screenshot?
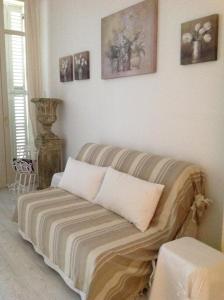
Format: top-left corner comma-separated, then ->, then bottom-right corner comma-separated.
4,0 -> 28,158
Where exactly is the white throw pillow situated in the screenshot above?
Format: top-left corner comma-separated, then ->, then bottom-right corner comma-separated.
94,167 -> 165,232
59,158 -> 107,202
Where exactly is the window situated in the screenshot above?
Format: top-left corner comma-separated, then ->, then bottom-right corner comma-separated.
3,0 -> 28,157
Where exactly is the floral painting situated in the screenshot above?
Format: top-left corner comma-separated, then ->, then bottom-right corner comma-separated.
101,0 -> 158,79
59,55 -> 73,82
74,51 -> 90,80
181,14 -> 218,65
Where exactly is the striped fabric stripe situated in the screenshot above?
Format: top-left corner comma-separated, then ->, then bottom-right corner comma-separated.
18,144 -> 205,300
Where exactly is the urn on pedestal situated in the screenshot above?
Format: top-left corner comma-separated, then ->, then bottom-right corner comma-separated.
31,98 -> 64,189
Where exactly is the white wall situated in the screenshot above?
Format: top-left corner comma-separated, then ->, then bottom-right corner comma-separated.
40,0 -> 224,249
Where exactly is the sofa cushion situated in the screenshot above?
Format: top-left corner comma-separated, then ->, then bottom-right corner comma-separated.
94,167 -> 164,232
59,157 -> 107,202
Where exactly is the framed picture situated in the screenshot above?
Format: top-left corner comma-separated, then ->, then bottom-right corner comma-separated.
101,0 -> 158,79
181,14 -> 219,65
59,55 -> 73,82
74,51 -> 90,80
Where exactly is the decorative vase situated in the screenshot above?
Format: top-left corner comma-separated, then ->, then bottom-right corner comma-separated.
192,40 -> 202,63
130,54 -> 141,70
31,98 -> 62,140
31,98 -> 64,189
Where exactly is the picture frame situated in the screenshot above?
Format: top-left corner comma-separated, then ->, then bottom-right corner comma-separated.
59,55 -> 73,82
74,51 -> 90,80
101,0 -> 158,79
181,14 -> 219,65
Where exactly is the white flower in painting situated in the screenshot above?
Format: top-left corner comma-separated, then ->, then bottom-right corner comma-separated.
182,32 -> 193,44
195,23 -> 201,32
203,33 -> 212,43
203,21 -> 212,31
199,28 -> 206,35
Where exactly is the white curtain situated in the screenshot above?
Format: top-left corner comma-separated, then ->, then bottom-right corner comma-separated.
25,0 -> 43,140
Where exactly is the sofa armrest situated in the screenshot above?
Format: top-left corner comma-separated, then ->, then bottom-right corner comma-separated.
51,172 -> 64,187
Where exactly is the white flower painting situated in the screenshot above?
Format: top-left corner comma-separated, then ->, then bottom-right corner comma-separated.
181,15 -> 218,65
74,51 -> 90,80
101,0 -> 158,79
59,56 -> 73,82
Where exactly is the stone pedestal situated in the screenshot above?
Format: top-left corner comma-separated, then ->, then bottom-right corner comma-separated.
36,137 -> 64,189
31,98 -> 64,189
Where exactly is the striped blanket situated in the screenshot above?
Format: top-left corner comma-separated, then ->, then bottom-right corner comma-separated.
17,143 -> 205,300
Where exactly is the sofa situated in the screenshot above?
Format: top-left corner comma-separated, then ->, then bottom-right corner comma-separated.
16,143 -> 209,300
